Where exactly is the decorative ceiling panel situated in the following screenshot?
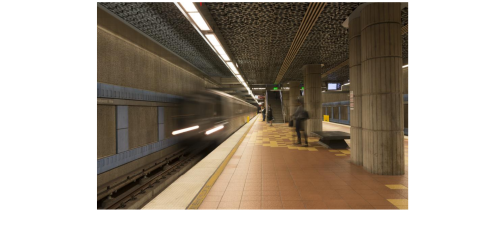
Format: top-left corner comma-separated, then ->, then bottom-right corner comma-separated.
99,2 -> 409,84
98,2 -> 233,78
280,2 -> 361,84
206,2 -> 309,84
323,5 -> 409,82
402,7 -> 409,63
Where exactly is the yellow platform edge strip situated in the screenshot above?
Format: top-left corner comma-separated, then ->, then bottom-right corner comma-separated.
186,117 -> 257,209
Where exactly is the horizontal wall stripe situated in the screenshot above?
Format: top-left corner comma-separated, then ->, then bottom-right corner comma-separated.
97,82 -> 183,103
322,100 -> 350,107
97,136 -> 181,174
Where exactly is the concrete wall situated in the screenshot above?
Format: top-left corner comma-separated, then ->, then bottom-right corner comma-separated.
97,27 -> 219,95
97,105 -> 116,159
322,91 -> 349,103
128,106 -> 158,149
97,7 -> 232,190
97,7 -> 220,92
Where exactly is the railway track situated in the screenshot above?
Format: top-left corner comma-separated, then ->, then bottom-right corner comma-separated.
98,143 -> 212,209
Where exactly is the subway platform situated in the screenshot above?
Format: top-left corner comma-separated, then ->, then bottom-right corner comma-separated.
143,117 -> 408,210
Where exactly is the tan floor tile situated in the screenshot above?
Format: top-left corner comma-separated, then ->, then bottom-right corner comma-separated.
221,194 -> 242,202
241,195 -> 261,201
261,200 -> 283,209
304,200 -> 328,209
366,199 -> 394,206
359,193 -> 385,200
239,200 -> 261,209
262,195 -> 281,201
203,195 -> 222,202
325,200 -> 351,209
262,190 -> 281,196
243,190 -> 262,196
217,207 -> 238,210
207,190 -> 225,196
223,190 -> 243,196
349,205 -> 375,209
217,201 -> 240,209
345,199 -> 371,207
372,205 -> 398,209
282,200 -> 305,209
198,201 -> 219,209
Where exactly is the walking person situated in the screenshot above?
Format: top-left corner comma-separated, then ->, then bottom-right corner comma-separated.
261,106 -> 266,122
292,99 -> 309,146
267,106 -> 274,126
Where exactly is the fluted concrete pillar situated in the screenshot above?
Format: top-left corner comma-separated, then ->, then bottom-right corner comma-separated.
281,90 -> 290,122
361,3 -> 404,175
288,81 -> 300,126
349,16 -> 363,166
302,64 -> 322,135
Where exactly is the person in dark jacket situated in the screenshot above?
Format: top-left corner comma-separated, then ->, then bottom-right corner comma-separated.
261,106 -> 266,121
292,99 -> 308,146
267,106 -> 274,126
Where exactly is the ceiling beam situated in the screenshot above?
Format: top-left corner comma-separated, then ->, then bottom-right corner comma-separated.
273,2 -> 327,84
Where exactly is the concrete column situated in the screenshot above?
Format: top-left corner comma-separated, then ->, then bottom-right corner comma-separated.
349,16 -> 363,166
360,3 -> 404,175
265,90 -> 268,120
302,64 -> 322,135
281,90 -> 290,122
288,81 -> 300,126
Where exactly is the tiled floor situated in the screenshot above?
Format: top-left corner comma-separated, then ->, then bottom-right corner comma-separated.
198,121 -> 409,210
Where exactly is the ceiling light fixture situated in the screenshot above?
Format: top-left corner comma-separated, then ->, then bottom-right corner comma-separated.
227,62 -> 239,74
175,3 -> 257,104
179,2 -> 198,12
205,34 -> 220,46
188,13 -> 210,31
402,64 -> 408,68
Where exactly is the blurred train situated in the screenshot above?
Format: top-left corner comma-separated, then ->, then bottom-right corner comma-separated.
97,88 -> 256,203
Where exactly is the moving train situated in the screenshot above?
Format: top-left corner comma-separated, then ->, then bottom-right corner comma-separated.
97,87 -> 256,204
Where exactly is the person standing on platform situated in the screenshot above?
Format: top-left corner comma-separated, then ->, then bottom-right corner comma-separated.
261,106 -> 266,122
292,98 -> 309,146
267,106 -> 274,126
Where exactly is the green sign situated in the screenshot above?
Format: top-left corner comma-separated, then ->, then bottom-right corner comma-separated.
301,87 -> 304,90
273,87 -> 278,90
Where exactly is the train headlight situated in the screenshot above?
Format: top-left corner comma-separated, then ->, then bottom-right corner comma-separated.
172,125 -> 199,135
205,125 -> 224,135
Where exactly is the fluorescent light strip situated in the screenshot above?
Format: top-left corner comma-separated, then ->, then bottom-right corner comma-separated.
180,2 -> 198,12
221,54 -> 230,61
205,125 -> 224,135
205,34 -> 220,46
235,74 -> 243,81
172,125 -> 199,135
188,13 -> 210,31
227,62 -> 239,74
213,46 -> 226,56
176,3 -> 253,104
402,64 -> 408,68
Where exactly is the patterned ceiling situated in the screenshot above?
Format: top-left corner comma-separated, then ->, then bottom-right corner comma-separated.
99,2 -> 408,85
206,2 -> 310,84
316,5 -> 408,83
402,7 -> 409,64
207,3 -> 408,84
279,2 -> 361,83
98,2 -> 233,78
